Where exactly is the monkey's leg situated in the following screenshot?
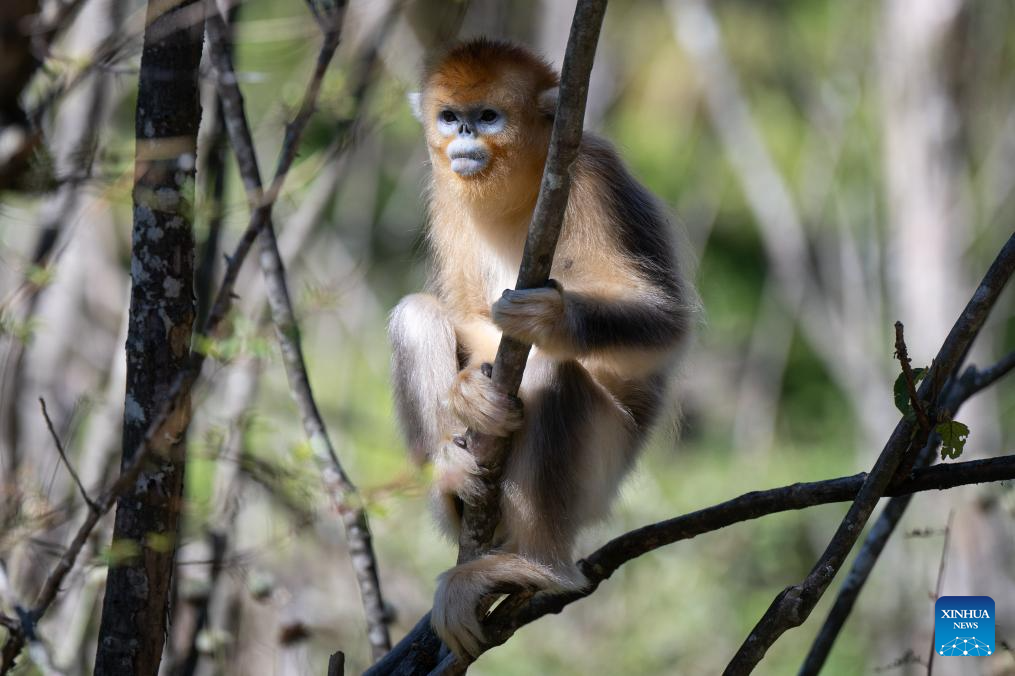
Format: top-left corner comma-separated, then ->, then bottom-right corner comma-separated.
433,358 -> 642,658
506,358 -> 641,558
388,294 -> 479,534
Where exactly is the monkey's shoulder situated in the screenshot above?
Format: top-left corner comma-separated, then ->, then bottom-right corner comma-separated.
567,133 -> 681,289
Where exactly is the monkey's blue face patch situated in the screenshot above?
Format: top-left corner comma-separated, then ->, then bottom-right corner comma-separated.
446,139 -> 489,176
436,107 -> 506,137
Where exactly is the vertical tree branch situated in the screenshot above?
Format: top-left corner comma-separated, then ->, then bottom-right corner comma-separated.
2,0 -> 352,669
204,3 -> 393,660
92,0 -> 205,673
454,0 -> 608,568
926,510 -> 954,673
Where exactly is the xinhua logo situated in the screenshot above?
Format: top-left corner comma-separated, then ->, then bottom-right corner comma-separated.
935,596 -> 995,657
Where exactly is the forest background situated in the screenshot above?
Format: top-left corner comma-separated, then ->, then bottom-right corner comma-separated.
0,0 -> 1013,674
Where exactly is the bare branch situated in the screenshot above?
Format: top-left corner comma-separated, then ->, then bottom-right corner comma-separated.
893,322 -> 931,433
367,452 -> 1015,675
801,347 -> 1015,674
926,511 -> 954,673
38,398 -> 95,511
0,1 -> 351,668
726,232 -> 1015,674
204,2 -> 392,660
328,651 -> 346,676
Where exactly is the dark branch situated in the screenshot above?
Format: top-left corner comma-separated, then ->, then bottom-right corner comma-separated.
368,453 -> 1015,676
1,2 -> 357,669
800,347 -> 1015,674
726,232 -> 1015,674
894,321 -> 930,433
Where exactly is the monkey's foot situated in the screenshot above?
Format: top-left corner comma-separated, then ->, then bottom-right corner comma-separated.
448,363 -> 523,437
433,435 -> 483,503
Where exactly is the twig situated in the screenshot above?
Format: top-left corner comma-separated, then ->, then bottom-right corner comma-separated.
38,398 -> 95,511
725,232 -> 1015,674
800,349 -> 1015,674
894,322 -> 931,433
366,452 -> 1015,675
2,374 -> 198,673
205,1 -> 393,661
946,351 -> 1015,409
0,562 -> 63,676
926,511 -> 953,674
328,651 -> 345,676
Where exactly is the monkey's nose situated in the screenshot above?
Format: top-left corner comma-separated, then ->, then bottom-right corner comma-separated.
458,123 -> 474,137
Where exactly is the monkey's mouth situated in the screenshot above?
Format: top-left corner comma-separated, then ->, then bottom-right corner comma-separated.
448,149 -> 489,177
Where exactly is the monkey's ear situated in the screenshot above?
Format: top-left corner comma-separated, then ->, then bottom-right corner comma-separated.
537,87 -> 559,117
407,92 -> 423,122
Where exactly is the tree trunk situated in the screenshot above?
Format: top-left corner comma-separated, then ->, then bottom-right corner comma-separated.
93,0 -> 204,673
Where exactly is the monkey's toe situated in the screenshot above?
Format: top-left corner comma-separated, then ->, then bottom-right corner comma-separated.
449,366 -> 523,437
433,437 -> 482,502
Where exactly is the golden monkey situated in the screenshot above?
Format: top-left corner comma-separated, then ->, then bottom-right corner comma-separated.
389,38 -> 693,657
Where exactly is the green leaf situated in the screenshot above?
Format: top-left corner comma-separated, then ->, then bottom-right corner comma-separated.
937,420 -> 969,460
893,367 -> 926,418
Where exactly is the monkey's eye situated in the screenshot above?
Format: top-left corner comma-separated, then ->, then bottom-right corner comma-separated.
440,110 -> 457,123
479,109 -> 499,123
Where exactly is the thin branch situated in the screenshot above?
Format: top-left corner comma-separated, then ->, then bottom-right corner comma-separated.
454,0 -> 609,572
2,372 -> 196,673
366,452 -> 1015,676
926,511 -> 953,674
38,398 -> 95,511
204,2 -> 393,660
894,322 -> 931,433
945,350 -> 1015,409
800,347 -> 1015,674
0,574 -> 63,676
725,232 -> 1015,674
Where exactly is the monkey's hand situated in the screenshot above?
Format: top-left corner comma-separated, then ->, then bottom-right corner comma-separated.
491,280 -> 566,351
448,362 -> 523,437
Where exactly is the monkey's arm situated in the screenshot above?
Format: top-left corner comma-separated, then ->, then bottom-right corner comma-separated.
492,280 -> 689,358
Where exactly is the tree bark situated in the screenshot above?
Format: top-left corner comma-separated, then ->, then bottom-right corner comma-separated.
93,0 -> 204,673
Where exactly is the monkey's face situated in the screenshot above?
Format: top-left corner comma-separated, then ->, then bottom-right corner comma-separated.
411,75 -> 555,194
417,82 -> 537,185
433,105 -> 505,177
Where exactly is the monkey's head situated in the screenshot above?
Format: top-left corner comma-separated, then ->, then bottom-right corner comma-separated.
409,39 -> 559,197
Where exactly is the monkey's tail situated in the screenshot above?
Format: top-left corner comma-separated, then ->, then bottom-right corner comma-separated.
431,553 -> 586,658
